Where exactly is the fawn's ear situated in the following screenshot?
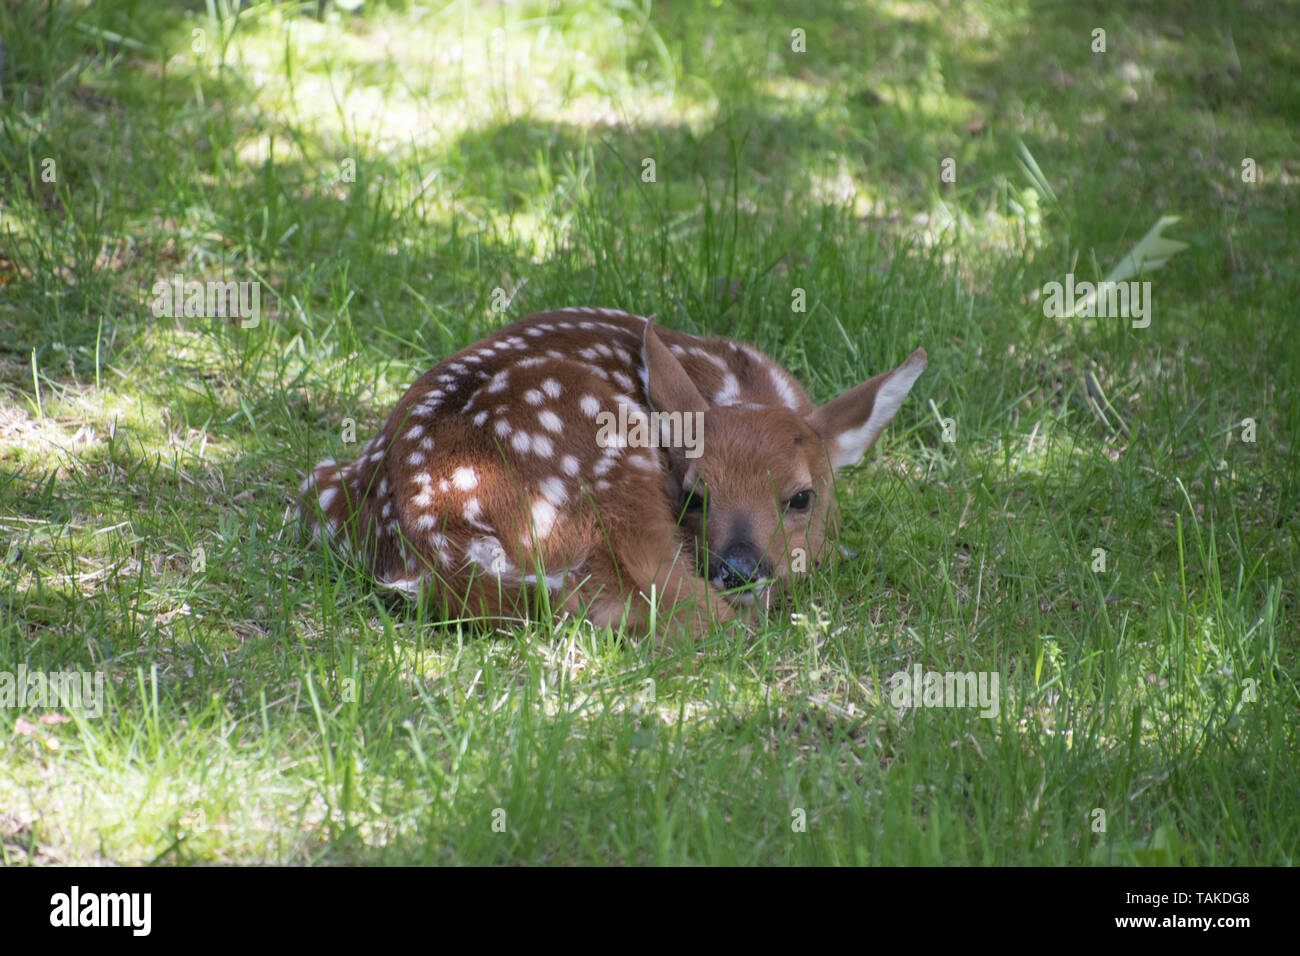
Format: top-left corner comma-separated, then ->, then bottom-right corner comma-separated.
642,322 -> 709,414
641,322 -> 709,502
806,348 -> 927,469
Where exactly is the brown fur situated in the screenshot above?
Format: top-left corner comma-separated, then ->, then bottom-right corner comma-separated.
298,307 -> 926,639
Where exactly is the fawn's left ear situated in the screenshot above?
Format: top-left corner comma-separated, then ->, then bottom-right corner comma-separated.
806,348 -> 927,469
641,322 -> 709,415
641,322 -> 709,500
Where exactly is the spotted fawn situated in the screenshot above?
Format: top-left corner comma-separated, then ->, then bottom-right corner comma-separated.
299,308 -> 926,638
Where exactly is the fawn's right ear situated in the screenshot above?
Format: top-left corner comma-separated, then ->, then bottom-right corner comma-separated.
641,322 -> 709,415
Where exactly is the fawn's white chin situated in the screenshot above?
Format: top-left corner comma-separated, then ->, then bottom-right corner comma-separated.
715,581 -> 774,611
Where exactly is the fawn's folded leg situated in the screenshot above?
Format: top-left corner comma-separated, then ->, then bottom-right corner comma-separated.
613,516 -> 734,641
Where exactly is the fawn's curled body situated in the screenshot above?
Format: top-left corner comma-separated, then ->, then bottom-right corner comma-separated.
299,307 -> 926,637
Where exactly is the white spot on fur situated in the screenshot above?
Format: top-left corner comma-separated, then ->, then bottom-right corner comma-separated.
466,536 -> 513,576
770,366 -> 802,411
538,409 -> 564,433
452,467 -> 478,491
538,476 -> 568,505
428,531 -> 449,556
561,455 -> 580,477
463,497 -> 483,524
714,373 -> 741,406
523,570 -> 568,590
530,499 -> 558,539
696,349 -> 728,372
381,576 -> 423,599
524,389 -> 544,405
542,378 -> 562,398
474,410 -> 489,426
580,395 -> 600,417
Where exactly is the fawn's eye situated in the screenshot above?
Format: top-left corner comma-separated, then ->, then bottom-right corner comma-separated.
786,490 -> 814,512
682,487 -> 706,513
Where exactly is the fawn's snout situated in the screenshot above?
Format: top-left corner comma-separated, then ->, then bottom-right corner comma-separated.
708,542 -> 774,591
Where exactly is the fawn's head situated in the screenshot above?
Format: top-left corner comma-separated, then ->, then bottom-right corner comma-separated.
641,324 -> 926,608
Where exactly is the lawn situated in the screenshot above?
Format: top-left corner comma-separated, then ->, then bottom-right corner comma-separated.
0,0 -> 1296,865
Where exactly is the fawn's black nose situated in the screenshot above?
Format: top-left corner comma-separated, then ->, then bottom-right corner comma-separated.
712,543 -> 771,591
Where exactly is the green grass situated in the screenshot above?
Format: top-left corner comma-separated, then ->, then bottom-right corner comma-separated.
1,0 -> 1296,865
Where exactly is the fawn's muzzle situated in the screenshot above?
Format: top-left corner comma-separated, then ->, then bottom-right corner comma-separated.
710,542 -> 772,591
